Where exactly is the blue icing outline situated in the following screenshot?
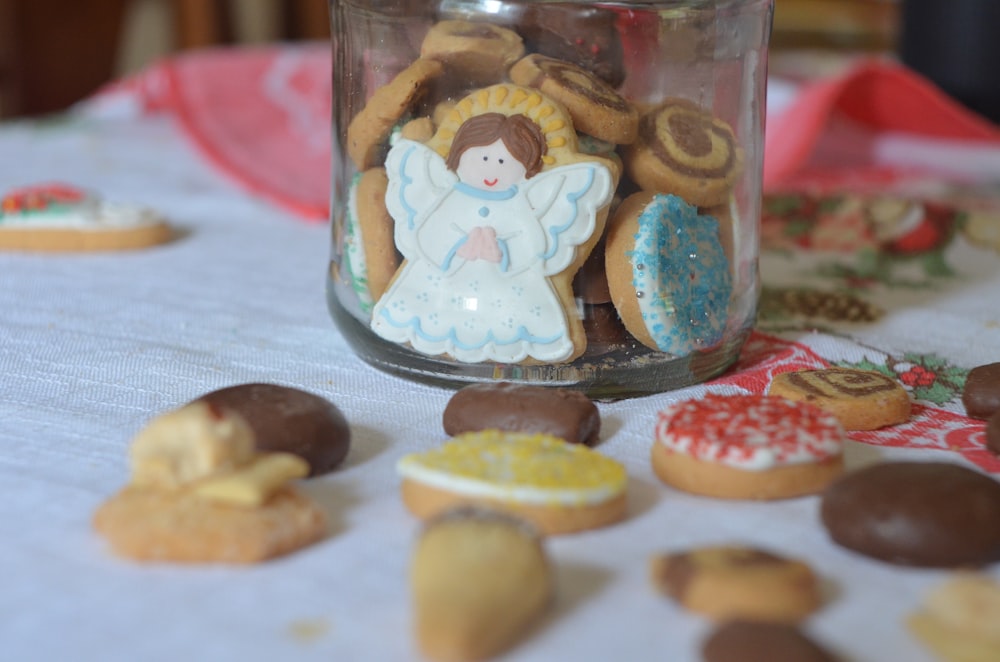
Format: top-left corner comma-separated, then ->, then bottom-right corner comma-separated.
377,308 -> 563,351
625,194 -> 732,354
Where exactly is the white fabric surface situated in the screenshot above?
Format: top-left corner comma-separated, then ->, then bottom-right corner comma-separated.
1,111 -> 997,662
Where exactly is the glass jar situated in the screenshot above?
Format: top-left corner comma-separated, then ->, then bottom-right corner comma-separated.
327,0 -> 772,398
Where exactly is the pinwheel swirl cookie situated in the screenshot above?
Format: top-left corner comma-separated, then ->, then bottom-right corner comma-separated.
651,394 -> 846,500
625,98 -> 743,207
768,367 -> 911,431
397,430 -> 628,534
605,192 -> 732,356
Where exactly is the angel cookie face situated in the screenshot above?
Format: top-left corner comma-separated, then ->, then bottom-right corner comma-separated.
371,86 -> 613,364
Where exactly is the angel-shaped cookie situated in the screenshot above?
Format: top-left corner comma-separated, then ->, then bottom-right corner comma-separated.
371,112 -> 613,363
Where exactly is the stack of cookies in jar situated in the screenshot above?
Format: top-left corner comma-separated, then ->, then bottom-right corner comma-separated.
337,6 -> 744,367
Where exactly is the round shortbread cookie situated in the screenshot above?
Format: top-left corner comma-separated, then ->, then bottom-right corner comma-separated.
0,183 -> 173,252
509,53 -> 638,145
650,545 -> 823,623
908,573 -> 1000,662
419,20 -> 524,85
605,191 -> 732,356
397,430 -> 628,535
767,367 -> 911,431
651,394 -> 846,500
346,57 -> 445,170
624,98 -> 743,207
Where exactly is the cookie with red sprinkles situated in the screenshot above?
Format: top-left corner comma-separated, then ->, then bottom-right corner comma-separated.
651,394 -> 846,500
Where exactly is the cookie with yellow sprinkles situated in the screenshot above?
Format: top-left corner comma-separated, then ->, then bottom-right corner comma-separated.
397,430 -> 628,535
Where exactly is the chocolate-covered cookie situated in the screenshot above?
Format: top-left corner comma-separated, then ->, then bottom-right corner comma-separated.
702,621 -> 837,662
963,362 -> 1000,419
443,382 -> 600,446
196,383 -> 350,476
512,4 -> 625,88
820,462 -> 1000,567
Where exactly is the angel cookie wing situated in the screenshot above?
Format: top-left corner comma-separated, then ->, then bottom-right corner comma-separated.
523,161 -> 613,276
384,139 -> 457,255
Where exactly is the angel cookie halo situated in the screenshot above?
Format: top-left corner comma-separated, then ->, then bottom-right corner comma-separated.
370,84 -> 614,364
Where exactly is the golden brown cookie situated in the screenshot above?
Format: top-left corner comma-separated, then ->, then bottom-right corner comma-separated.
419,20 -> 524,85
908,573 -> 1000,662
0,184 -> 173,252
93,485 -> 326,564
624,98 -> 743,207
397,430 -> 628,535
767,368 -> 911,431
652,394 -> 846,501
411,507 -> 552,661
94,401 -> 327,563
344,168 -> 399,313
509,53 -> 638,145
650,545 -> 823,623
346,58 -> 445,170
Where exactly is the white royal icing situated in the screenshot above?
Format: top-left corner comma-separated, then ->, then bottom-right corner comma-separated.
342,172 -> 375,314
1,192 -> 162,231
370,137 -> 613,363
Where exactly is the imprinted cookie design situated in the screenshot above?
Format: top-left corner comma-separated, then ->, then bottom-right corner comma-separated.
509,53 -> 638,144
605,191 -> 732,356
93,401 -> 326,563
651,394 -> 845,500
397,430 -> 628,535
624,98 -> 743,207
0,183 -> 173,252
371,85 -> 614,364
419,20 -> 524,85
411,507 -> 552,661
650,545 -> 823,623
767,367 -> 911,431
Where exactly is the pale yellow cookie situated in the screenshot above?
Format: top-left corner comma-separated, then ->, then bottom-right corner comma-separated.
908,573 -> 1000,662
346,58 -> 445,170
411,507 -> 552,661
397,430 -> 628,535
767,367 -> 911,431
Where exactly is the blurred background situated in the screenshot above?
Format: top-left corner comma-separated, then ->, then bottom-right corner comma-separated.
0,0 -> 995,123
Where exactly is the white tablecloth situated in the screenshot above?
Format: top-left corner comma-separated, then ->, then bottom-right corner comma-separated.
1,108 -> 998,662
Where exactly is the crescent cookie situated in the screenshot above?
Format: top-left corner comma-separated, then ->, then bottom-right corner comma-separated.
768,368 -> 911,431
624,98 -> 743,207
605,191 -> 732,356
346,57 -> 445,170
411,507 -> 552,662
650,545 -> 823,623
420,20 -> 524,85
397,430 -> 628,535
0,183 -> 173,252
343,168 -> 399,314
651,394 -> 846,500
509,54 -> 638,145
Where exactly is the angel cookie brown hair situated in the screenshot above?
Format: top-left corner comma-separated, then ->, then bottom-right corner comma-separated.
445,112 -> 547,178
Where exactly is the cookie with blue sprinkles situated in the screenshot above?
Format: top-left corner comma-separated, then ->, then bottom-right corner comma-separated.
604,191 -> 732,355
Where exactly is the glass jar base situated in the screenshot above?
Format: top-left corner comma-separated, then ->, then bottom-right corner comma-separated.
328,291 -> 750,400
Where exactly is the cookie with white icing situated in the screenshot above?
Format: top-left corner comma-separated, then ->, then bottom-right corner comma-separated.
343,168 -> 399,315
605,191 -> 732,357
0,183 -> 173,252
397,429 -> 628,534
651,394 -> 846,500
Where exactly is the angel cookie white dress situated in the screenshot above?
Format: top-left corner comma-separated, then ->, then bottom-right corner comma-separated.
371,138 -> 612,363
